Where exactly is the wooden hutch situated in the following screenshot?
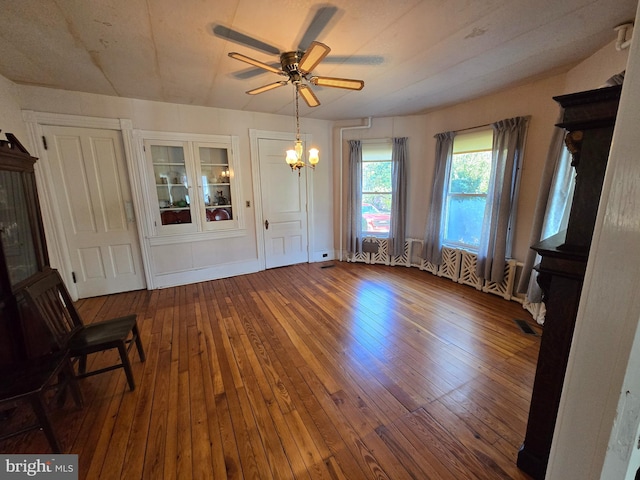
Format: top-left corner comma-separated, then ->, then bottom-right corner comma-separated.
0,132 -> 52,366
517,84 -> 622,479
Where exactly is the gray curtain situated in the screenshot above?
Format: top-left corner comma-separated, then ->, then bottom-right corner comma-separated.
517,124 -> 574,298
476,116 -> 530,283
422,131 -> 455,264
389,137 -> 408,257
346,140 -> 363,255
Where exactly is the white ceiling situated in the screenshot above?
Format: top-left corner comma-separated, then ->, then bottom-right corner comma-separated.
0,0 -> 636,121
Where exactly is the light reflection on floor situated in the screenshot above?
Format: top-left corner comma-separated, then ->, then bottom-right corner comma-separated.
343,276 -> 485,395
347,279 -> 398,359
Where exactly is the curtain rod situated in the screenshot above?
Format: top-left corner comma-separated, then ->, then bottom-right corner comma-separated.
454,122 -> 493,134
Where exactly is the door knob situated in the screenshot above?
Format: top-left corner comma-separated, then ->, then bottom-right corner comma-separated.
265,219 -> 269,230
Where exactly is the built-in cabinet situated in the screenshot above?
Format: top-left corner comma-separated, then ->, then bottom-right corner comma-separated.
133,130 -> 249,289
140,132 -> 243,238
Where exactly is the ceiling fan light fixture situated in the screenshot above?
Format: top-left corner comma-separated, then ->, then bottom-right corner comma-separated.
310,76 -> 364,90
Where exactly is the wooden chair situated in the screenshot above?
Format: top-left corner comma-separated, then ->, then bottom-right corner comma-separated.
23,270 -> 146,391
0,351 -> 83,453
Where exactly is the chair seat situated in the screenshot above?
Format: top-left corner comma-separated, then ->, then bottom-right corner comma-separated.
69,314 -> 137,352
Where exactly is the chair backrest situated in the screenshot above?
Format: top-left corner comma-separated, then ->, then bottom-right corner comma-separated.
23,269 -> 84,350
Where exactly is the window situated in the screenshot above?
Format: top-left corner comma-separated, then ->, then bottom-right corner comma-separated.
443,129 -> 493,249
362,142 -> 392,235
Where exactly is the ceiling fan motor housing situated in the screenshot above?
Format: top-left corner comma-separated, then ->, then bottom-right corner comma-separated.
281,51 -> 305,81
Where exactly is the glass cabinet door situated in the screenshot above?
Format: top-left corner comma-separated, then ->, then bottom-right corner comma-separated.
0,170 -> 38,286
197,145 -> 233,226
146,140 -> 197,233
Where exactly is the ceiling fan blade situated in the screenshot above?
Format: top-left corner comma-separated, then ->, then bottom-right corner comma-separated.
298,41 -> 331,74
246,81 -> 289,95
297,5 -> 339,51
310,76 -> 364,90
213,25 -> 280,55
228,53 -> 285,76
298,85 -> 320,107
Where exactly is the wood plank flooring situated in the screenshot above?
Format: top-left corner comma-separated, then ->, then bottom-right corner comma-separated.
1,262 -> 541,479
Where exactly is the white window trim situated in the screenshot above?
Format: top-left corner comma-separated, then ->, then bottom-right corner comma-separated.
361,140 -> 393,238
442,129 -> 493,250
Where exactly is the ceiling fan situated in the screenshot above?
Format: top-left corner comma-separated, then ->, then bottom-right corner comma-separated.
214,5 -> 366,107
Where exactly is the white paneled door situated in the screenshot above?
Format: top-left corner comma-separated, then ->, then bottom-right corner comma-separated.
258,138 -> 309,269
43,125 -> 146,298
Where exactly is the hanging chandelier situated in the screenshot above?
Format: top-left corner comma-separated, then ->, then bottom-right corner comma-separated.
285,83 -> 319,174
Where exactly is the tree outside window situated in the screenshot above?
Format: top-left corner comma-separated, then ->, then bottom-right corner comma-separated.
443,130 -> 493,249
362,143 -> 392,235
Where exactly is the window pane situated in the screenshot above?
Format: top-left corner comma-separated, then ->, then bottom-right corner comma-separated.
362,161 -> 392,193
449,151 -> 492,194
362,193 -> 391,233
445,196 -> 486,247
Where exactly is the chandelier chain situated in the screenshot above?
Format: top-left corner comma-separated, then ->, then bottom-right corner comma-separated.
295,84 -> 301,142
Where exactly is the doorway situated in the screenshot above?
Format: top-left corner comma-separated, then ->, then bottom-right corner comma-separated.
41,125 -> 146,298
253,132 -> 310,269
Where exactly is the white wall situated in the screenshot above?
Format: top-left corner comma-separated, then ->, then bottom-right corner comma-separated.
337,74 -> 565,263
335,34 -> 631,266
11,86 -> 335,287
0,74 -> 29,142
564,38 -> 631,93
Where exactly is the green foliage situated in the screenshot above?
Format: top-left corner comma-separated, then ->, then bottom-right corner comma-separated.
449,151 -> 492,194
362,161 -> 392,193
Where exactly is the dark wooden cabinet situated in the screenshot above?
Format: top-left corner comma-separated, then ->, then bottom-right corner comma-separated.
0,132 -> 52,366
517,85 -> 622,479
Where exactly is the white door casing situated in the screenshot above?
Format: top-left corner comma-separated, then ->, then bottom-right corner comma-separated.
42,125 -> 146,297
250,130 -> 311,269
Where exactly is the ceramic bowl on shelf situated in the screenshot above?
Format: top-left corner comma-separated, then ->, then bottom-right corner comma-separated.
207,208 -> 230,221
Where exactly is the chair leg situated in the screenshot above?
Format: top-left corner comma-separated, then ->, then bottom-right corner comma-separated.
63,359 -> 83,409
118,342 -> 136,391
133,324 -> 146,362
30,394 -> 62,454
78,355 -> 87,375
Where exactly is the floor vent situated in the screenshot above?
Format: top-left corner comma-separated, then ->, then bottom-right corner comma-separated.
514,319 -> 539,336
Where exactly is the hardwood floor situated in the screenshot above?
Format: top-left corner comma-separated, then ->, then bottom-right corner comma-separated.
1,262 -> 540,479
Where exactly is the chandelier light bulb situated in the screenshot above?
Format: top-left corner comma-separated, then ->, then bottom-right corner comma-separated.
286,149 -> 298,165
308,148 -> 319,166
